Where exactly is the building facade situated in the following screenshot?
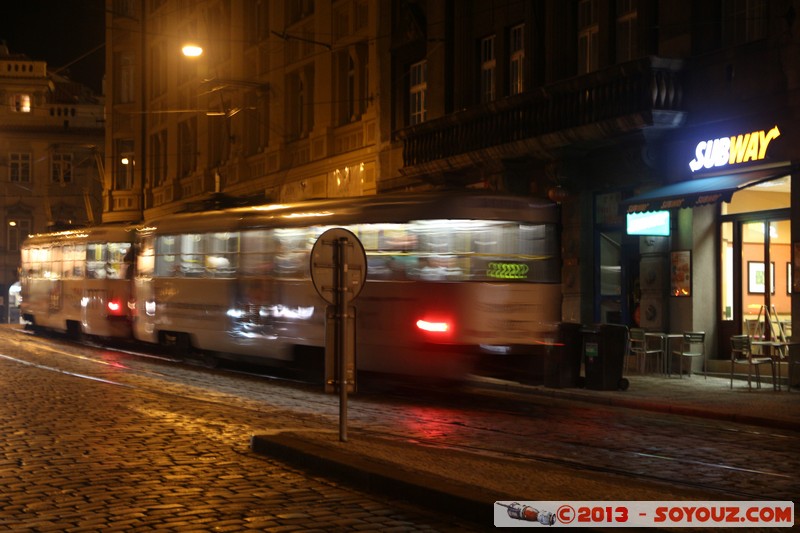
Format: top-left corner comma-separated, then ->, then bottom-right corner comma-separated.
0,43 -> 104,321
104,0 -> 382,222
104,0 -> 800,369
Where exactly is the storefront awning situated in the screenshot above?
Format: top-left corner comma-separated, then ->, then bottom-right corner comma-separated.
623,169 -> 790,213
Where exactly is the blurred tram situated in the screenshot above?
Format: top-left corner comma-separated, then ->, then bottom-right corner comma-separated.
19,192 -> 562,380
133,192 -> 561,379
20,225 -> 135,338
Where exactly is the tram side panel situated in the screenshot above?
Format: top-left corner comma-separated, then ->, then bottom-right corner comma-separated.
356,280 -> 561,378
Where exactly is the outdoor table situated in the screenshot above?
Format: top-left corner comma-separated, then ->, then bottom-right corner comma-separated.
644,333 -> 683,376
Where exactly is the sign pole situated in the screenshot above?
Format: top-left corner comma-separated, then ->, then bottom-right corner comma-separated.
335,237 -> 348,442
309,228 -> 366,444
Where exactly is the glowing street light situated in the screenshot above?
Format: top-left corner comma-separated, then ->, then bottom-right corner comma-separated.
182,44 -> 203,57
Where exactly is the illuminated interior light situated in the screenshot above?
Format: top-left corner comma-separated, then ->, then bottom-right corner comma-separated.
416,319 -> 449,333
145,301 -> 156,316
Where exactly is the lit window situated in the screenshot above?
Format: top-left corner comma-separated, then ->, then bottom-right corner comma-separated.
481,35 -> 496,102
509,25 -> 525,96
409,60 -> 427,126
116,139 -> 135,190
7,218 -> 31,252
11,94 -> 31,113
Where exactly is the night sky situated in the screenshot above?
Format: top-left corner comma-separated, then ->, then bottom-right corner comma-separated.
0,0 -> 106,94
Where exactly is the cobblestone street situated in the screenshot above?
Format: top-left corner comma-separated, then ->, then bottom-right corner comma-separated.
0,347 -> 476,532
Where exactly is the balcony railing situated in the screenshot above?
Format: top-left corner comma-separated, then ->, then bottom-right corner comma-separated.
400,56 -> 684,170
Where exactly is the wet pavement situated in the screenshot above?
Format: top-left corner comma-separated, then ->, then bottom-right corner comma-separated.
252,371 -> 800,527
2,323 -> 798,531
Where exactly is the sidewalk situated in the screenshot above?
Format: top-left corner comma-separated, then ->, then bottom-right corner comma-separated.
251,373 -> 800,526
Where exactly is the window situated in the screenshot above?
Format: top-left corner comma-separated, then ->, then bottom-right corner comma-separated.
10,94 -> 31,113
10,153 -> 31,183
409,60 -> 427,126
178,117 -> 197,177
287,67 -> 314,139
114,52 -> 134,104
286,0 -> 314,25
87,242 -> 130,279
509,25 -> 525,96
243,90 -> 268,156
153,233 -> 238,278
723,0 -> 767,45
150,130 -> 168,187
115,139 -> 134,190
578,0 -> 600,74
616,0 -> 638,62
151,42 -> 167,98
480,35 -> 496,103
335,43 -> 368,125
7,219 -> 31,252
51,153 -> 73,184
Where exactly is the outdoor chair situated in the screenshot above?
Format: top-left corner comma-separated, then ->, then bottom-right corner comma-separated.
673,331 -> 706,379
628,328 -> 663,373
730,334 -> 775,390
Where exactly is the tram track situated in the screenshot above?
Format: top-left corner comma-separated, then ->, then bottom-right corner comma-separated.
5,326 -> 798,502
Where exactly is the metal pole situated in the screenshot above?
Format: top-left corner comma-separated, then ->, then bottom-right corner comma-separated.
335,237 -> 348,442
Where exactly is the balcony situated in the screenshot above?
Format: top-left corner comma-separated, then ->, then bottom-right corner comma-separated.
398,56 -> 685,179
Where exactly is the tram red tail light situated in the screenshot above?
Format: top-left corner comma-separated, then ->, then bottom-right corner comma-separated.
416,319 -> 449,333
107,299 -> 124,316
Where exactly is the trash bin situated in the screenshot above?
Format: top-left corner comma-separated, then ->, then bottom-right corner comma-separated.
583,324 -> 630,391
544,322 -> 583,388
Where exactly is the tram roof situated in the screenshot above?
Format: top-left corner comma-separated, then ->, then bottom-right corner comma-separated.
22,223 -> 137,247
139,191 -> 558,235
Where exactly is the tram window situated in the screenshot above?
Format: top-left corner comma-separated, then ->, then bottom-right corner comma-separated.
63,245 -> 75,279
156,235 -> 179,277
137,237 -> 155,278
86,243 -> 118,279
49,245 -> 63,280
206,232 -> 239,277
273,228 -> 311,278
106,243 -> 130,280
180,234 -> 204,277
26,247 -> 43,278
241,230 -> 276,275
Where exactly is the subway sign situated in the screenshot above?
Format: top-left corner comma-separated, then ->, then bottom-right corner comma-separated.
689,125 -> 780,172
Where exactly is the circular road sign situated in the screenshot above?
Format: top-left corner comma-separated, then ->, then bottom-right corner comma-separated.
310,228 -> 367,305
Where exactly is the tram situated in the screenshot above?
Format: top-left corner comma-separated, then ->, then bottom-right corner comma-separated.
20,225 -> 135,338
132,192 -> 561,378
20,192 -> 562,380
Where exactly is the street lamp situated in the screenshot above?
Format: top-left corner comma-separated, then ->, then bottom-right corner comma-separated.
182,44 -> 203,58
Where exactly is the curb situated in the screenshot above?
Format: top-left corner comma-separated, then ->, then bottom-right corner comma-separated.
467,377 -> 800,433
250,432 -> 509,525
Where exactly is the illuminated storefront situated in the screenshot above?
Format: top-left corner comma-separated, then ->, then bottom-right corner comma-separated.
621,119 -> 797,372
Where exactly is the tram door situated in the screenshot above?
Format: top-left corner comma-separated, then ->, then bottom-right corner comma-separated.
720,216 -> 791,343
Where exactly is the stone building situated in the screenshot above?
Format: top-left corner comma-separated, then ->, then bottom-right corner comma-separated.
104,0 -> 800,370
0,43 -> 104,321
